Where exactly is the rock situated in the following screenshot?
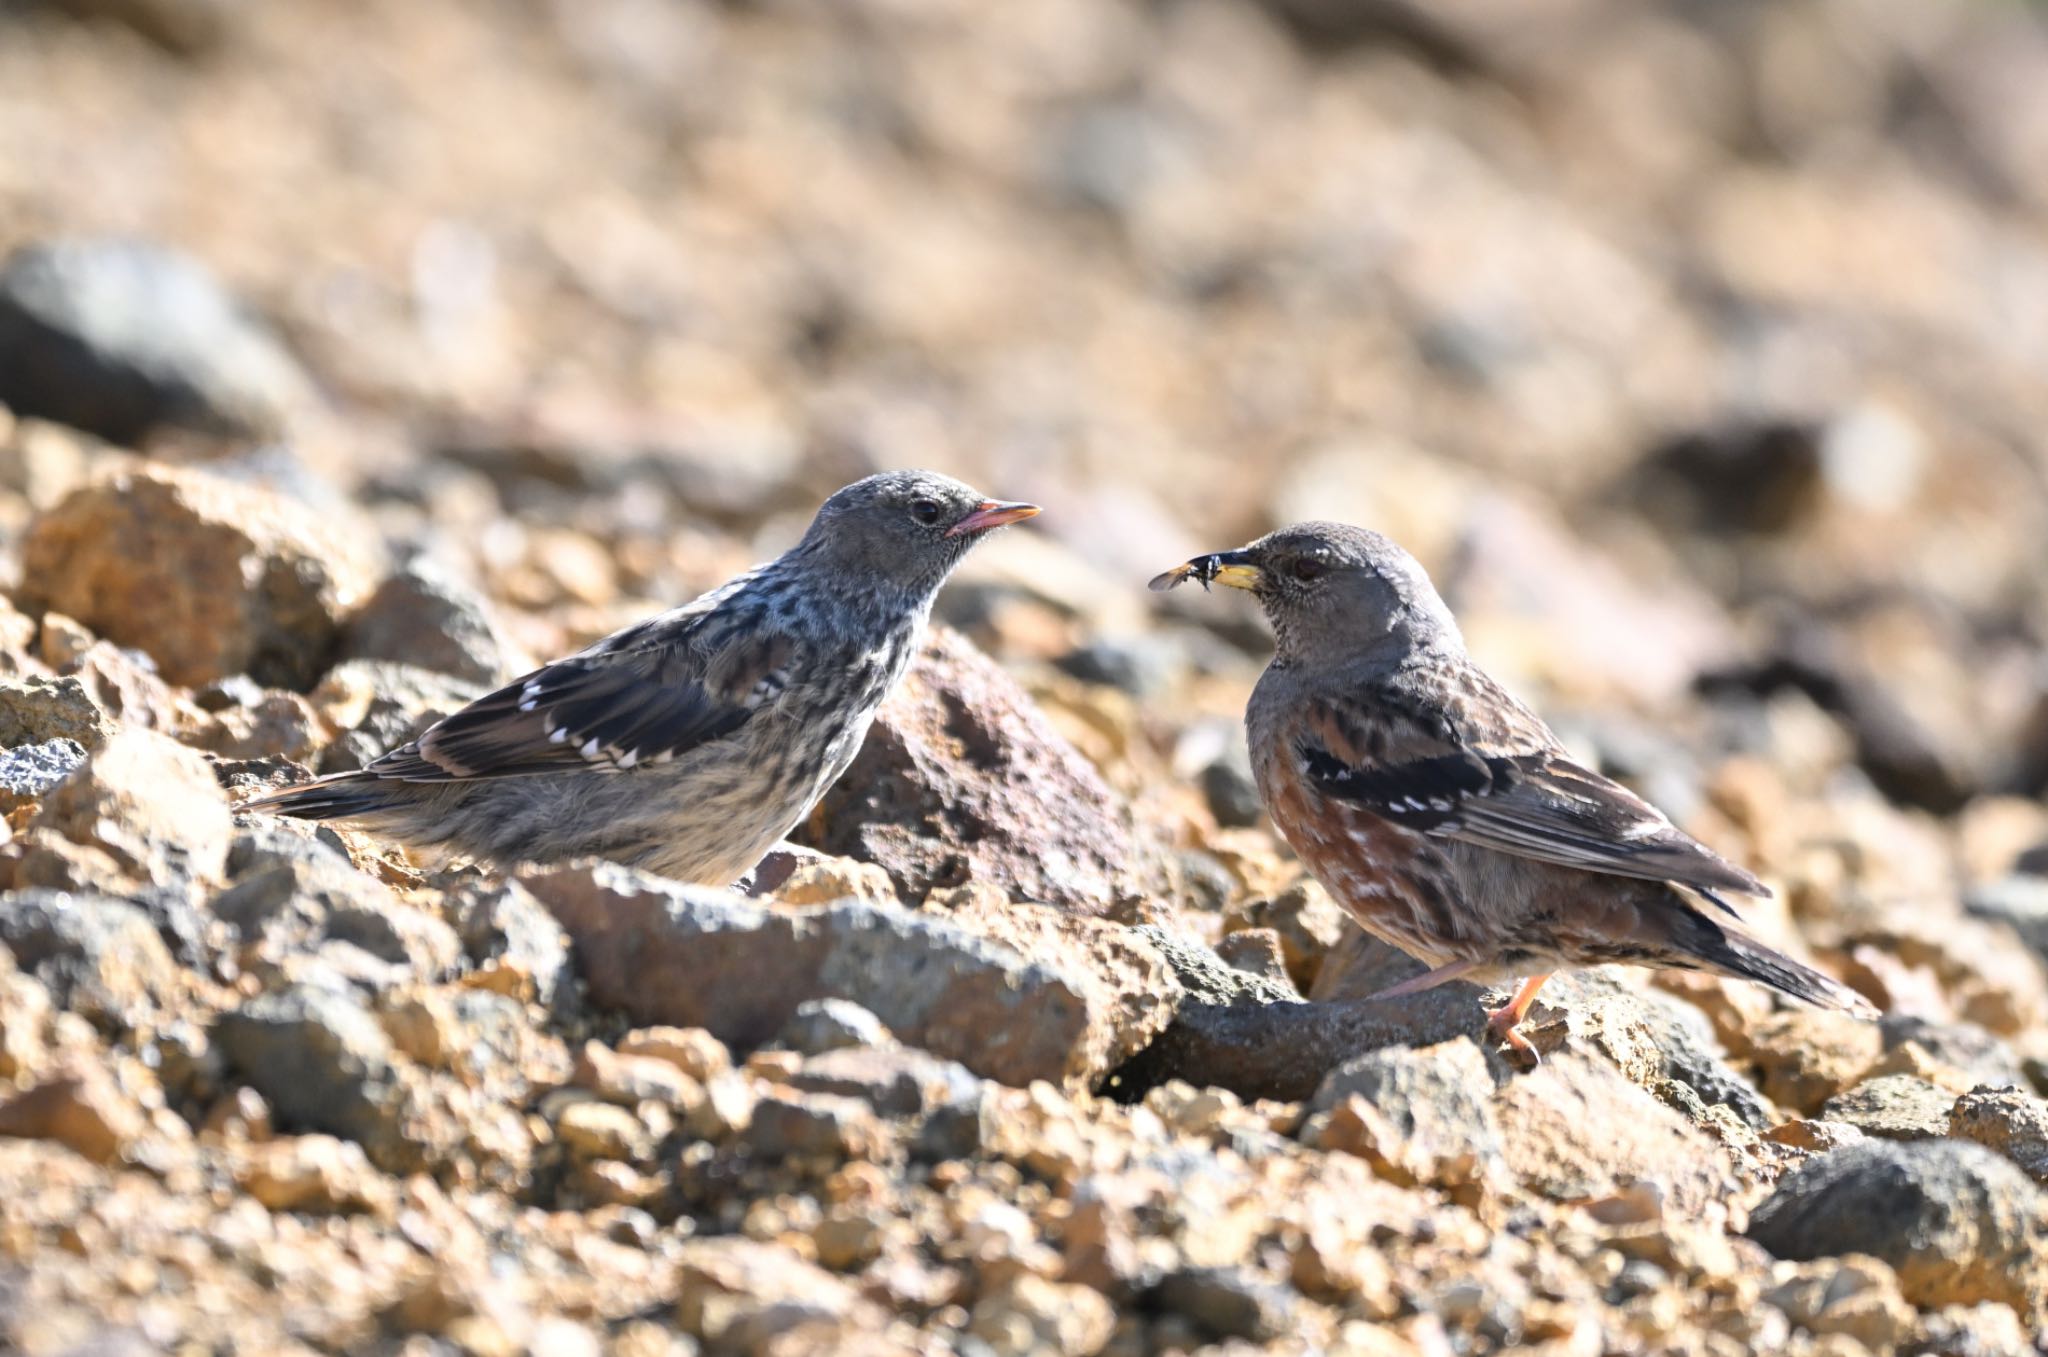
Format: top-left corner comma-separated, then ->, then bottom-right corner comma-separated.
237,1134 -> 395,1215
0,738 -> 86,811
0,1062 -> 147,1163
771,856 -> 899,909
341,554 -> 518,686
1493,1054 -> 1735,1214
969,1274 -> 1115,1356
31,727 -> 231,886
1211,928 -> 1294,989
211,983 -> 425,1173
1747,1140 -> 2048,1314
1949,1087 -> 2048,1183
1761,1257 -> 1916,1353
521,862 -> 1159,1090
934,896 -> 1179,1078
0,238 -> 316,445
570,1041 -> 702,1111
747,1089 -> 889,1163
784,1046 -> 979,1119
441,878 -> 573,1006
1306,1040 -> 1505,1193
1227,877 -> 1354,994
308,659 -> 482,773
1154,1266 -> 1298,1343
1912,1302 -> 2034,1357
617,1026 -> 731,1083
673,1237 -> 880,1353
794,626 -> 1154,913
1742,1008 -> 1885,1115
0,674 -> 114,750
554,1098 -> 654,1162
1965,876 -> 2048,970
20,464 -> 376,690
779,999 -> 894,1056
1200,738 -> 1263,830
212,834 -> 459,979
1820,1074 -> 1956,1141
1053,635 -> 1184,699
0,891 -> 177,1029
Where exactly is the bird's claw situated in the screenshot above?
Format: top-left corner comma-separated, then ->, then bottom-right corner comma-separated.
1485,1006 -> 1543,1067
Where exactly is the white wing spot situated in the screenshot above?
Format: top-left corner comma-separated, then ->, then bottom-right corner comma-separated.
580,737 -> 602,758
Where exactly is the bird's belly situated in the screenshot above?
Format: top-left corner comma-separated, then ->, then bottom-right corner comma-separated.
1257,753 -> 1465,966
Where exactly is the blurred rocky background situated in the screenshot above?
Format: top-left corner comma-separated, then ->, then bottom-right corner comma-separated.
2,0 -> 2048,1353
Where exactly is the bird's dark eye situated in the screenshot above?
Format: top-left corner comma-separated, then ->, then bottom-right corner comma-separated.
1292,555 -> 1327,582
909,499 -> 943,525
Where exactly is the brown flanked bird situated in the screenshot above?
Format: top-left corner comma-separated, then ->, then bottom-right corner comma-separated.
1152,522 -> 1876,1058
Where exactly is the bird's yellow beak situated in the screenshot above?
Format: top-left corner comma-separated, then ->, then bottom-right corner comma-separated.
946,499 -> 1042,537
1147,549 -> 1262,593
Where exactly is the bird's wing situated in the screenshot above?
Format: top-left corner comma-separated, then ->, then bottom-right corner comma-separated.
364,603 -> 796,782
1294,666 -> 1768,900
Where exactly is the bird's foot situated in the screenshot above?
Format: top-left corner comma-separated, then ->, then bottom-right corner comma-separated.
1482,973 -> 1554,1068
1484,1004 -> 1543,1066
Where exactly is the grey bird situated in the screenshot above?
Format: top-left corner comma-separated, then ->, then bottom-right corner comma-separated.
1152,522 -> 1877,1057
255,470 -> 1039,884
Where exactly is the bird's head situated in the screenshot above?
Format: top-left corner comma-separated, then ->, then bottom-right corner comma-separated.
801,469 -> 1039,595
1150,521 -> 1461,664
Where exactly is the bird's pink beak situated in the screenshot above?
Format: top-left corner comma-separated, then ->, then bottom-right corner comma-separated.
946,499 -> 1041,537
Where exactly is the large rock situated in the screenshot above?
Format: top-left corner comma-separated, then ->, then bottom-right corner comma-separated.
1493,1054 -> 1736,1214
0,239 -> 316,446
20,464 -> 376,690
1306,1039 -> 1507,1194
1747,1139 -> 2048,1315
212,832 -> 461,980
1949,1086 -> 2048,1184
0,891 -> 177,1029
211,982 -> 428,1173
520,861 -> 1167,1090
33,727 -> 232,885
341,554 -> 520,686
794,626 -> 1154,913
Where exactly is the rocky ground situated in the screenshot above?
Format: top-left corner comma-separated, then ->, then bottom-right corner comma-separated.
3,0 -> 2048,1354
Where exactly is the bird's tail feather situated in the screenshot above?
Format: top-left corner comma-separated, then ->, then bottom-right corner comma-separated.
1693,923 -> 1879,1019
245,775 -> 395,823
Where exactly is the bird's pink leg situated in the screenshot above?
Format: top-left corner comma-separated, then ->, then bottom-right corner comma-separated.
1363,959 -> 1479,1001
1485,973 -> 1554,1062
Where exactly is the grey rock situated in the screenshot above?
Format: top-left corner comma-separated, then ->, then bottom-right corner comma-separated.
1307,1039 -> 1505,1190
778,998 -> 893,1056
0,238 -> 315,445
1053,635 -> 1184,698
785,1046 -> 980,1118
442,878 -> 572,1006
1200,738 -> 1263,829
1949,1086 -> 2048,1184
1821,1074 -> 1956,1141
0,738 -> 85,810
1154,1266 -> 1297,1342
0,890 -> 176,1029
747,1089 -> 888,1162
211,983 -> 425,1172
212,834 -> 459,979
1965,876 -> 2048,969
342,555 -> 517,686
310,660 -> 483,774
520,862 -> 1156,1090
912,1086 -> 1002,1163
1747,1139 -> 2048,1314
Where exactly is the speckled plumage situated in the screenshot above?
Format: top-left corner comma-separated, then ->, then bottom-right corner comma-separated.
1154,522 -> 1877,1056
255,471 -> 1038,885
